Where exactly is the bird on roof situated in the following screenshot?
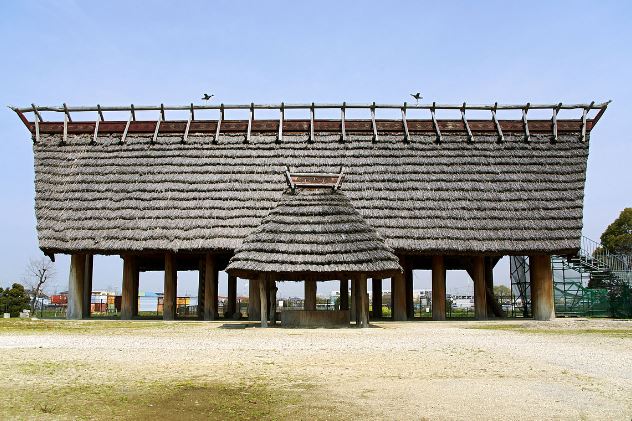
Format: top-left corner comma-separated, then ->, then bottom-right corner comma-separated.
410,93 -> 422,105
201,93 -> 214,101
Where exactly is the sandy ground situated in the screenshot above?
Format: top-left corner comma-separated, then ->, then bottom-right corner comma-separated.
1,318 -> 631,420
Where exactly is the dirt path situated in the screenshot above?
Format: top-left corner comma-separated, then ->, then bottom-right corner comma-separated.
0,318 -> 631,420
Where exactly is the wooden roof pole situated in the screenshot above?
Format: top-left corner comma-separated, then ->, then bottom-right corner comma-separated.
522,103 -> 531,142
214,104 -> 224,144
491,102 -> 504,142
340,102 -> 347,142
461,102 -> 473,143
401,103 -> 410,143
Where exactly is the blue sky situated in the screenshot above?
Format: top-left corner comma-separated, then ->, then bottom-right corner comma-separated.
1,1 -> 630,297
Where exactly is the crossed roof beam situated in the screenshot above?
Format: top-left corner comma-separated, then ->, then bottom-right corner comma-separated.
11,101 -> 611,145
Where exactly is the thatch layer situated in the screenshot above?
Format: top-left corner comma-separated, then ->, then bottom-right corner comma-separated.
225,190 -> 402,278
32,131 -> 589,255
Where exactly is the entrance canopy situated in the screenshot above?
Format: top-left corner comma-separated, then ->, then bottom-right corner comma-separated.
225,187 -> 402,281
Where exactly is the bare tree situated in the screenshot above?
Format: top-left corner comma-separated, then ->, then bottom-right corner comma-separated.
23,257 -> 56,313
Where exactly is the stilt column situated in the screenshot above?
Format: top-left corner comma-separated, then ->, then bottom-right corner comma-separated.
67,254 -> 86,320
82,254 -> 93,318
372,278 -> 382,318
357,274 -> 369,328
529,255 -> 555,320
248,278 -> 261,321
259,276 -> 268,328
339,279 -> 349,311
226,275 -> 237,318
472,256 -> 487,320
163,253 -> 177,321
304,280 -> 316,311
350,279 -> 356,323
392,272 -> 407,321
432,255 -> 446,321
120,255 -> 137,320
203,253 -> 218,320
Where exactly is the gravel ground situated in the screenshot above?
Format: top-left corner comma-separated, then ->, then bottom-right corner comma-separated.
1,318 -> 631,420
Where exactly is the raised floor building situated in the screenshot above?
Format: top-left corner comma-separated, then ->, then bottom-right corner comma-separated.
13,101 -> 609,326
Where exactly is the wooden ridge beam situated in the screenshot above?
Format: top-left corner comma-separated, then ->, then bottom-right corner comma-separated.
30,119 -> 595,136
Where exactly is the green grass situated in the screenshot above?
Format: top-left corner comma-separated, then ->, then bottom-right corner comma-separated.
0,380 -> 328,420
468,323 -> 632,337
0,318 -> 211,335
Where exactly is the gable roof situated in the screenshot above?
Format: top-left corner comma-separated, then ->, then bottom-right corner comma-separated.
225,189 -> 402,280
31,130 -> 588,256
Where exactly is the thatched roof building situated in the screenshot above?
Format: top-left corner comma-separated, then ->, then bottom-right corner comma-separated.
225,189 -> 402,280
13,101 -> 609,326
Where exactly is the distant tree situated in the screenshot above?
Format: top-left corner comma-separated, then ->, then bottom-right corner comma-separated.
600,208 -> 632,255
23,258 -> 56,313
493,285 -> 511,298
0,283 -> 31,317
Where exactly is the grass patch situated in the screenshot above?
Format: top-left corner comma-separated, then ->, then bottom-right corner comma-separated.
469,324 -> 632,337
0,379 -> 339,420
0,319 -> 208,335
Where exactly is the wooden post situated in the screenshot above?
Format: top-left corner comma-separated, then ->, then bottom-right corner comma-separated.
529,255 -> 555,321
203,253 -> 218,320
358,274 -> 369,328
484,257 -> 495,316
197,259 -> 205,320
248,278 -> 261,321
304,280 -> 317,311
121,255 -> 136,320
67,254 -> 86,320
372,278 -> 382,318
259,276 -> 268,328
405,263 -> 414,319
268,279 -> 277,324
392,272 -> 407,321
472,256 -> 487,320
339,279 -> 349,310
226,275 -> 237,318
432,255 -> 446,321
82,254 -> 93,318
350,279 -> 356,323
163,253 -> 177,321
131,260 -> 139,317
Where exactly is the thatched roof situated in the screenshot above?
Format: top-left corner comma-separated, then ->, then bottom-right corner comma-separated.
32,131 -> 588,256
225,189 -> 402,280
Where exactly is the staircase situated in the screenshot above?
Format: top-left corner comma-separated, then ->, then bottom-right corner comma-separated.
552,236 -> 632,317
556,236 -> 632,287
511,236 -> 631,318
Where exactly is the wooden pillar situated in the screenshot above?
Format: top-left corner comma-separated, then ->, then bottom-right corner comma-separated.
248,278 -> 261,321
268,279 -> 277,324
472,256 -> 487,320
358,274 -> 369,328
163,253 -> 177,321
372,278 -> 382,318
203,253 -> 218,321
392,272 -> 407,321
82,254 -> 93,319
304,280 -> 317,311
529,255 -> 555,321
67,254 -> 86,320
350,279 -> 356,322
484,257 -> 495,316
131,262 -> 139,317
432,255 -> 446,321
404,263 -> 414,319
259,276 -> 268,328
226,275 -> 237,318
120,255 -> 136,320
339,279 -> 349,311
197,259 -> 205,320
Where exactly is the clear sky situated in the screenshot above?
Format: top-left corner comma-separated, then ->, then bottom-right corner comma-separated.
0,1 -> 630,298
